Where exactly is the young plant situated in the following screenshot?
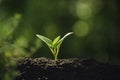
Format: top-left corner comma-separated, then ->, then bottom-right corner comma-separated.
36,32 -> 73,60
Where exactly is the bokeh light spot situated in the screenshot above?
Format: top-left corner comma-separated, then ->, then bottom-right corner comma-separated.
44,23 -> 59,38
73,21 -> 90,37
76,2 -> 93,19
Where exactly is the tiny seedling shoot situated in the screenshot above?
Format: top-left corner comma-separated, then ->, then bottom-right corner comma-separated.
36,32 -> 73,60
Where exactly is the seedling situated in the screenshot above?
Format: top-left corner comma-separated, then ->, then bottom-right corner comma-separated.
36,32 -> 73,60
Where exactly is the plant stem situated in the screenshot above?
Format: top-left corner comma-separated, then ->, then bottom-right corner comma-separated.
54,54 -> 58,61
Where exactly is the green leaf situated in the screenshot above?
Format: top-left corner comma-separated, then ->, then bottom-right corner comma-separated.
57,32 -> 73,45
36,34 -> 52,47
52,36 -> 61,46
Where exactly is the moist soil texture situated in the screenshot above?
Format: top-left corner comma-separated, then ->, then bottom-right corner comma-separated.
16,57 -> 120,80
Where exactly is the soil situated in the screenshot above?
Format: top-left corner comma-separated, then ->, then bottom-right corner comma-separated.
16,57 -> 120,80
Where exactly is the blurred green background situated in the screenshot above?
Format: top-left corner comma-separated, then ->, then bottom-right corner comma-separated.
0,0 -> 120,79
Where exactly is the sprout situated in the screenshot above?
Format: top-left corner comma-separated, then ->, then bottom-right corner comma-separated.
36,32 -> 73,60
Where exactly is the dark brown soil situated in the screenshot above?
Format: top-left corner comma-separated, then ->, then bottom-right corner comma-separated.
16,57 -> 120,80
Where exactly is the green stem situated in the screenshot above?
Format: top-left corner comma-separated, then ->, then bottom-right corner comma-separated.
54,54 -> 57,61
54,51 -> 58,61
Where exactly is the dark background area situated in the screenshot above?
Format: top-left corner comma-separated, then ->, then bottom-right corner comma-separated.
0,0 -> 120,79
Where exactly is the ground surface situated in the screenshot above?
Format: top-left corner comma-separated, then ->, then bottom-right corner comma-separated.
16,57 -> 120,80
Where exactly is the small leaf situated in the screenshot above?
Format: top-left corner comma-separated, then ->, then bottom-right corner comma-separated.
36,34 -> 52,47
57,32 -> 73,44
52,36 -> 61,46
